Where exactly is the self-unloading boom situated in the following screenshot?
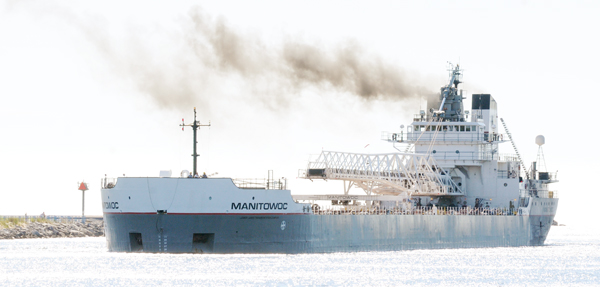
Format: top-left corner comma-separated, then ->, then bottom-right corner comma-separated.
304,151 -> 463,197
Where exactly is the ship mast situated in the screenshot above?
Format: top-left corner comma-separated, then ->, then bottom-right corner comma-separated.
434,64 -> 464,122
180,108 -> 211,176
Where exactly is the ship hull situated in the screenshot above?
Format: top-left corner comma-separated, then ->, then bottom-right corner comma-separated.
103,208 -> 556,254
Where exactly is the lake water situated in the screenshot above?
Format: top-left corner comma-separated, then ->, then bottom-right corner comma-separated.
0,225 -> 598,286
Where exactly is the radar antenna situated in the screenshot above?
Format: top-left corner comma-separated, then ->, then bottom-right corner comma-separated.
434,63 -> 464,121
180,108 -> 211,177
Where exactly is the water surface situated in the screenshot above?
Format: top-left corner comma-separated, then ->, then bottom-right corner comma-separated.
0,225 -> 598,286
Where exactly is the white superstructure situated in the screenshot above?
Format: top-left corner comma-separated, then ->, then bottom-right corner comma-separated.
303,64 -> 558,212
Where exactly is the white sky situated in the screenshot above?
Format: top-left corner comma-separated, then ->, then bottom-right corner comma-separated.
1,0 -> 598,225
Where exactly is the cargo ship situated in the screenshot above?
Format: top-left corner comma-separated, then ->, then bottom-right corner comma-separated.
101,64 -> 558,253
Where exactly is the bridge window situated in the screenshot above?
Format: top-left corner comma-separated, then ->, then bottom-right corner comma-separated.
460,126 -> 465,131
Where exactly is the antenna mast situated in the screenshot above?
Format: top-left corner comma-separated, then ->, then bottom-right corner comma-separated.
434,63 -> 464,122
180,108 -> 211,176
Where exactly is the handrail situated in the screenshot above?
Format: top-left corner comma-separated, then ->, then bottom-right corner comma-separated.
408,131 -> 481,142
232,178 -> 287,190
400,151 -> 520,162
520,189 -> 559,199
309,206 -> 519,216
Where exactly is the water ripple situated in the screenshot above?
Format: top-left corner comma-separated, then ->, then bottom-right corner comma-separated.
0,226 -> 598,286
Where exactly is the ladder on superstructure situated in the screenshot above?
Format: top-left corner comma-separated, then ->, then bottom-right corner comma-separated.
500,118 -> 529,179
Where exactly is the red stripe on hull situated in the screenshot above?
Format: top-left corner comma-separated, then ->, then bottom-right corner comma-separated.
103,212 -> 307,215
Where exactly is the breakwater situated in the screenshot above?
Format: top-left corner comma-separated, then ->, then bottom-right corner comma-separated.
0,220 -> 104,240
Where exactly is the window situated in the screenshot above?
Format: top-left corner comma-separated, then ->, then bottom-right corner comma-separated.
460,126 -> 465,131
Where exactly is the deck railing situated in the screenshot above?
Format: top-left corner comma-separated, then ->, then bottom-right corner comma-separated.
424,151 -> 519,162
233,178 -> 287,190
520,189 -> 558,199
310,206 -> 519,216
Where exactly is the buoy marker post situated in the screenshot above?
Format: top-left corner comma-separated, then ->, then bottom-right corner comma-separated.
78,182 -> 88,223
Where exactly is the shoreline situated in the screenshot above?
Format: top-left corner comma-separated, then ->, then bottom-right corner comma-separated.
0,220 -> 104,240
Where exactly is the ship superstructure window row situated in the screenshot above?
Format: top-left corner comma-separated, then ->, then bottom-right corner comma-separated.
414,125 -> 477,132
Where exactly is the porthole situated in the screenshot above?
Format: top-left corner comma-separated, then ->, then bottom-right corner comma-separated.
433,150 -> 436,154
504,183 -> 507,187
458,182 -> 462,186
209,196 -> 212,200
456,150 -> 460,154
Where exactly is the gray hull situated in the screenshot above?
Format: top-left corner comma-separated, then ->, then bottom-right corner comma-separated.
103,212 -> 555,253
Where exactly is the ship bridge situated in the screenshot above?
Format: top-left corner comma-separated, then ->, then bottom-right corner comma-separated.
301,151 -> 464,197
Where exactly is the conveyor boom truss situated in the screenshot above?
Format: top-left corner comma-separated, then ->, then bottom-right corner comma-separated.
304,151 -> 464,197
